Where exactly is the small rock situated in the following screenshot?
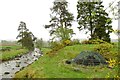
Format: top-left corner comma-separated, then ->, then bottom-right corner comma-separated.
73,67 -> 80,72
4,72 -> 10,74
65,60 -> 71,64
24,61 -> 28,64
16,65 -> 20,67
27,59 -> 29,61
5,63 -> 7,65
15,58 -> 20,60
20,67 -> 25,70
16,62 -> 20,67
7,62 -> 9,64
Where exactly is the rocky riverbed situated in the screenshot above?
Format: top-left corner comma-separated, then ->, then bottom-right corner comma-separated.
0,48 -> 42,79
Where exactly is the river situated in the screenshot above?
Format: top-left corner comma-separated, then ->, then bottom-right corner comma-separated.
0,48 -> 42,79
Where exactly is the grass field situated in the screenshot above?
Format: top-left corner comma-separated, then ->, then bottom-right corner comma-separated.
14,44 -> 118,78
0,45 -> 28,61
1,45 -> 21,50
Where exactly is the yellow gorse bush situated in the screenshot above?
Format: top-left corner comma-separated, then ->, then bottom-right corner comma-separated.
107,58 -> 117,68
63,40 -> 71,46
94,43 -> 114,60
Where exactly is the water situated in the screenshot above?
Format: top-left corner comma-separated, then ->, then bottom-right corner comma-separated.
0,48 -> 42,79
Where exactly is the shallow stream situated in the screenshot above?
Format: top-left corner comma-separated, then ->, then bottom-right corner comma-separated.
0,48 -> 42,79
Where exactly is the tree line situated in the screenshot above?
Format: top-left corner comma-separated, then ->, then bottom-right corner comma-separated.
16,0 -> 118,50
45,0 -> 113,42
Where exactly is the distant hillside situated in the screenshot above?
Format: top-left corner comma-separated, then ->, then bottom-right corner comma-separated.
1,40 -> 18,46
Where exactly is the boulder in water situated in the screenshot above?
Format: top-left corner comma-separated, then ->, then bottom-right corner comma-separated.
4,72 -> 10,74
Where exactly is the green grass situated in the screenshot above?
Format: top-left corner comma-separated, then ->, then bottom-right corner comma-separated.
14,44 -> 118,78
1,45 -> 21,50
41,48 -> 51,54
0,45 -> 28,61
0,49 -> 28,61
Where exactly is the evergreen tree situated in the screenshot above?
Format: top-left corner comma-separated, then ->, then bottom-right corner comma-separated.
16,21 -> 37,50
45,0 -> 74,41
77,1 -> 113,42
16,21 -> 28,47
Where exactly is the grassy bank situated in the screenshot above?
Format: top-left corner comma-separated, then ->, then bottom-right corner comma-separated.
0,45 -> 28,61
1,45 -> 21,50
14,44 -> 118,78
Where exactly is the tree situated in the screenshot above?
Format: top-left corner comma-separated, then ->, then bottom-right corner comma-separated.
16,21 -> 37,50
35,38 -> 44,49
45,0 -> 74,41
77,1 -> 113,42
107,0 -> 120,20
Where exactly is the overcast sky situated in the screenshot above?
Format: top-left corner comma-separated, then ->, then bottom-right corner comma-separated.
0,0 -> 119,41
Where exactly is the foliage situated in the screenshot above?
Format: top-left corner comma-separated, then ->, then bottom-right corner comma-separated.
94,43 -> 116,60
81,40 -> 90,44
94,42 -> 118,70
62,39 -> 80,46
16,21 -> 37,51
62,39 -> 71,46
118,38 -> 120,77
35,38 -> 43,49
71,39 -> 80,45
81,39 -> 107,44
107,58 -> 117,68
48,39 -> 73,56
77,1 -> 113,42
1,47 -> 11,51
45,0 -> 74,41
35,39 -> 51,49
49,41 -> 59,49
52,43 -> 65,52
47,41 -> 65,56
89,39 -> 107,44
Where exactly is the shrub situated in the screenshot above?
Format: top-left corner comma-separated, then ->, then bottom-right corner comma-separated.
107,58 -> 117,68
94,43 -> 119,68
1,47 -> 11,51
71,39 -> 80,45
49,41 -> 58,49
62,40 -> 71,46
90,39 -> 107,44
81,40 -> 90,44
52,43 -> 65,51
35,39 -> 44,49
47,41 -> 65,56
94,43 -> 114,60
48,39 -> 78,57
81,39 -> 107,44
